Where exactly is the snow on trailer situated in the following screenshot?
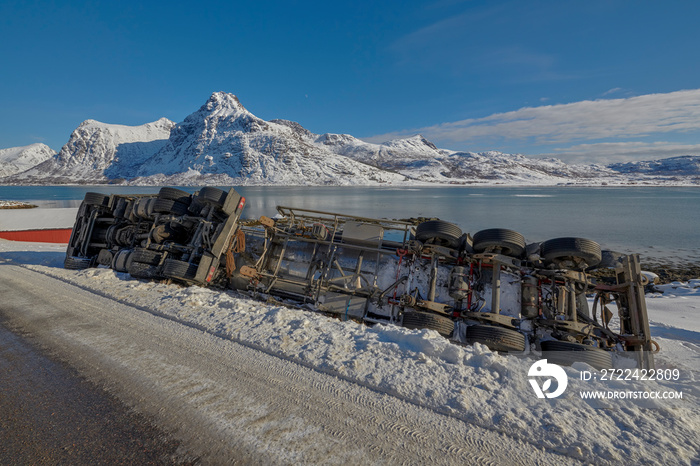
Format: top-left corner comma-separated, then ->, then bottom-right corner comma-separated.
65,188 -> 657,370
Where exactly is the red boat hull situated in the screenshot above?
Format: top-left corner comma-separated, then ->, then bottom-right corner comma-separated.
0,228 -> 73,244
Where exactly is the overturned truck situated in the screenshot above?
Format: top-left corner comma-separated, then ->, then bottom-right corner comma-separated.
65,187 -> 657,370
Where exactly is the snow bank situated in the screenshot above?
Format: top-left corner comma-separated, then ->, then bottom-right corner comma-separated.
1,239 -> 698,465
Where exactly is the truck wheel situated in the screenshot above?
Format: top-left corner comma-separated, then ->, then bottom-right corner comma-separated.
402,311 -> 454,337
540,340 -> 612,370
540,237 -> 602,270
415,220 -> 462,249
473,228 -> 526,258
83,192 -> 109,207
128,261 -> 161,279
162,259 -> 198,283
64,256 -> 92,270
189,187 -> 228,215
158,187 -> 192,205
197,187 -> 227,207
131,248 -> 163,266
153,198 -> 189,216
466,325 -> 525,352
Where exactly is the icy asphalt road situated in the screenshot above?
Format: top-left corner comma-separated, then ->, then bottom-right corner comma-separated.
0,264 -> 578,465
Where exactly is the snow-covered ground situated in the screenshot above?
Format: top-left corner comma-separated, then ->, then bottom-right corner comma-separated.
1,239 -> 698,465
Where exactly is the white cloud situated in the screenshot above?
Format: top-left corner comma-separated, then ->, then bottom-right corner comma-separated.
602,87 -> 623,96
368,89 -> 700,163
535,141 -> 700,164
426,89 -> 700,143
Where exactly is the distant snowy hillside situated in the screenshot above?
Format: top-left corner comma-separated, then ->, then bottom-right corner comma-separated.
317,134 -> 450,180
1,92 -> 699,186
609,155 -> 700,176
320,133 -> 617,183
10,118 -> 175,183
0,143 -> 55,178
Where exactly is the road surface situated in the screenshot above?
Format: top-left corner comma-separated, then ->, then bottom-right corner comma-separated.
0,322 -> 196,464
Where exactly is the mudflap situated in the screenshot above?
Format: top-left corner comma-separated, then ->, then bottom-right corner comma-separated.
195,253 -> 220,284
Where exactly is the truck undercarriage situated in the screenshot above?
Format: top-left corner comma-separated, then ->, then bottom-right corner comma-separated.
65,187 -> 656,370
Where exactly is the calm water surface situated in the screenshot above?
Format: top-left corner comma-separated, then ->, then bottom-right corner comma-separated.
1,185 -> 698,260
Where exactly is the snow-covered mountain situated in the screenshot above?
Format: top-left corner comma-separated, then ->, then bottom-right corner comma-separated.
1,92 -> 699,186
0,143 -> 56,178
10,118 -> 175,183
130,93 -> 403,185
608,155 -> 700,176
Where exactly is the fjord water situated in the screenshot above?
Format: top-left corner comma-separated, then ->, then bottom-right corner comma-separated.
1,185 -> 698,261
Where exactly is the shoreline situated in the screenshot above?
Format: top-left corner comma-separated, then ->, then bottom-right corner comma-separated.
2,179 -> 700,187
0,200 -> 37,209
639,260 -> 700,284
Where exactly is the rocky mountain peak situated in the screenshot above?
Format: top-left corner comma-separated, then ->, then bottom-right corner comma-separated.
402,134 -> 438,151
203,92 -> 249,116
177,92 -> 268,137
377,134 -> 443,159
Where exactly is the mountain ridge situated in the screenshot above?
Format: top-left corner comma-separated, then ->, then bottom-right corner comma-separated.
1,91 -> 699,186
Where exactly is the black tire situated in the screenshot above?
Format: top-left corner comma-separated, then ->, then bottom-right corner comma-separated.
128,261 -> 162,279
466,325 -> 525,352
83,192 -> 109,207
473,228 -> 526,258
158,187 -> 192,205
111,249 -> 133,273
197,187 -> 227,206
162,259 -> 198,282
415,220 -> 462,249
541,340 -> 613,370
153,198 -> 189,216
64,255 -> 92,270
131,248 -> 163,266
402,311 -> 454,337
540,237 -> 602,269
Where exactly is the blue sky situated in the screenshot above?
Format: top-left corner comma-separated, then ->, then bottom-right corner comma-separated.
1,0 -> 699,163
